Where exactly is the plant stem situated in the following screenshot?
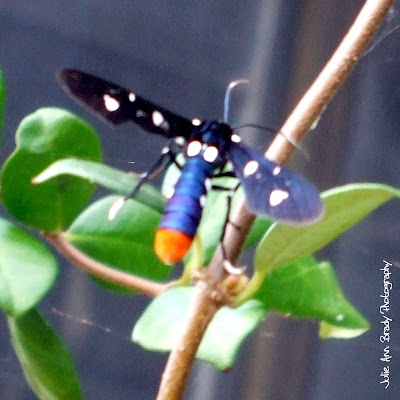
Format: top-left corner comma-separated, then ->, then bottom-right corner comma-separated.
156,1 -> 395,399
155,280 -> 222,400
44,232 -> 166,297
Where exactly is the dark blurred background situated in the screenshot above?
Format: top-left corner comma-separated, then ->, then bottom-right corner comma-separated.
0,1 -> 400,399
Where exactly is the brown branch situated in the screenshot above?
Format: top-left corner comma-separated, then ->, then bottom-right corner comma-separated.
156,1 -> 396,399
156,279 -> 223,400
43,232 -> 166,297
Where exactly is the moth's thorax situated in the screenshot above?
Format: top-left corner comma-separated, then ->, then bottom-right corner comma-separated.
186,121 -> 234,165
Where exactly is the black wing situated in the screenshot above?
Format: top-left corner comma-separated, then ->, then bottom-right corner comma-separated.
229,141 -> 324,224
57,68 -> 194,140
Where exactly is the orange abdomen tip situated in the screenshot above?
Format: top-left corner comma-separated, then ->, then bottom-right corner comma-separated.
154,228 -> 193,264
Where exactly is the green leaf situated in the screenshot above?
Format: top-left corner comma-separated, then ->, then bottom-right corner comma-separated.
239,183 -> 400,302
8,309 -> 83,400
33,158 -> 165,214
65,195 -> 170,293
255,258 -> 369,338
197,187 -> 236,264
1,108 -> 102,231
319,320 -> 369,339
243,215 -> 272,250
0,218 -> 58,317
0,69 -> 6,133
197,298 -> 266,369
132,287 -> 267,370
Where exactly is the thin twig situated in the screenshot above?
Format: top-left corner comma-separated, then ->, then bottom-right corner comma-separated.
156,1 -> 395,399
156,280 -> 223,400
44,232 -> 166,297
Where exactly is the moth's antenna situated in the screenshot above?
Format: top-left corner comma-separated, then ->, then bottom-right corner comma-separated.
224,79 -> 309,159
234,123 -> 277,133
223,79 -> 249,123
233,123 -> 310,160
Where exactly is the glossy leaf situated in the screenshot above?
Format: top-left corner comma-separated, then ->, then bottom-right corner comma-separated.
132,287 -> 266,370
319,320 -> 370,339
8,309 -> 83,400
33,157 -> 165,214
65,195 -> 169,293
255,257 -> 369,338
1,108 -> 102,231
242,184 -> 400,301
0,218 -> 58,317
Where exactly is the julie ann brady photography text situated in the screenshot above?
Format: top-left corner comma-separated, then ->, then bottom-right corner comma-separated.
379,260 -> 392,389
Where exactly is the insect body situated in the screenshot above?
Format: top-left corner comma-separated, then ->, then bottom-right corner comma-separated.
155,121 -> 231,262
58,69 -> 324,264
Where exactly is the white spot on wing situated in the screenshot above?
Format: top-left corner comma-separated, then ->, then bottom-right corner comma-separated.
136,109 -> 147,118
175,137 -> 185,146
103,94 -> 120,112
273,166 -> 281,176
243,160 -> 259,176
187,141 -> 202,157
199,195 -> 206,207
152,110 -> 164,126
269,189 -> 289,206
129,92 -> 136,102
231,134 -> 241,143
192,118 -> 202,126
203,146 -> 219,163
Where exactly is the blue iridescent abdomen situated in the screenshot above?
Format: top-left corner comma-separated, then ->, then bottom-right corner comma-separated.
160,155 -> 215,237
